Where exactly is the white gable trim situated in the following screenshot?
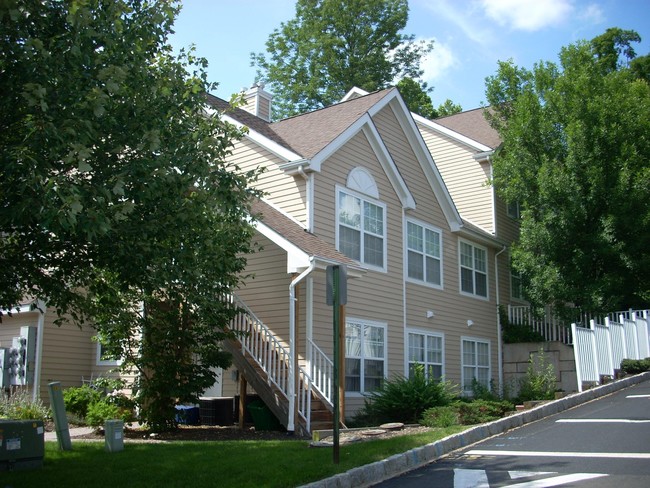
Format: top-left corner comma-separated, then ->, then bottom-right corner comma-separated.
310,113 -> 416,210
209,108 -> 303,163
254,220 -> 310,273
367,91 -> 464,231
341,87 -> 371,102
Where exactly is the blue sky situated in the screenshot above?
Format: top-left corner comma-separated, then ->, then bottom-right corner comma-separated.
170,0 -> 650,111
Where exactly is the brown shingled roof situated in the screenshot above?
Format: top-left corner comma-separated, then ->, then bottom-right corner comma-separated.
206,89 -> 394,160
205,93 -> 296,152
251,199 -> 363,271
269,89 -> 394,159
435,107 -> 502,150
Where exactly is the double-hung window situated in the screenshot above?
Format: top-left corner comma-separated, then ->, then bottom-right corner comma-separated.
345,319 -> 386,393
459,240 -> 488,298
337,189 -> 386,270
406,220 -> 442,287
407,331 -> 443,380
462,337 -> 490,393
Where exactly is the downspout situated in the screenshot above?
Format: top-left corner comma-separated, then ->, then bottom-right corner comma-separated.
488,154 -> 497,236
297,165 -> 313,232
288,258 -> 316,433
32,300 -> 46,402
494,245 -> 507,394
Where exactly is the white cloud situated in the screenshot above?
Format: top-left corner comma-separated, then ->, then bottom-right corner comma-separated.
579,3 -> 605,24
418,0 -> 495,45
421,38 -> 459,82
480,0 -> 574,31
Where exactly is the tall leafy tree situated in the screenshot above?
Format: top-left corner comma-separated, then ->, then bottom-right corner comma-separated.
1,0 -> 260,429
252,0 -> 434,118
396,77 -> 462,119
485,28 -> 650,315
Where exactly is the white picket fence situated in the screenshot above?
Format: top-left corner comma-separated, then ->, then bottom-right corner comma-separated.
572,311 -> 650,392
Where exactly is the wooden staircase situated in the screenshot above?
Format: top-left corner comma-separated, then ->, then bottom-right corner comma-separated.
225,295 -> 335,435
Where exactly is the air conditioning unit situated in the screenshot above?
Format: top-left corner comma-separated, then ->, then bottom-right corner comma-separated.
0,420 -> 45,471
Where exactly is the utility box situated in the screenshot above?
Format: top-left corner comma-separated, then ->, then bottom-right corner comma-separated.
0,420 -> 45,471
104,420 -> 124,453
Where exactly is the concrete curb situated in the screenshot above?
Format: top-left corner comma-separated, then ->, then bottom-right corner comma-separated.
300,372 -> 650,488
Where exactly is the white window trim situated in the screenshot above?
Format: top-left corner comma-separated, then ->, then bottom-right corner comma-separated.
458,239 -> 489,300
95,336 -> 122,366
345,317 -> 387,397
404,218 -> 444,289
461,336 -> 491,395
335,184 -> 388,273
404,328 -> 445,379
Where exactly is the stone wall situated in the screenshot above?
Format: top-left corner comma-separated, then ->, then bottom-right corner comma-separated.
503,341 -> 577,395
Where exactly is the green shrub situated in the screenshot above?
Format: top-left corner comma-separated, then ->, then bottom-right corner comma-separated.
453,399 -> 514,424
351,365 -> 457,426
85,400 -> 130,427
63,378 -> 134,425
420,406 -> 458,428
500,305 -> 546,343
63,385 -> 101,417
620,358 -> 650,374
470,379 -> 502,401
517,349 -> 557,402
421,399 -> 514,427
0,389 -> 50,421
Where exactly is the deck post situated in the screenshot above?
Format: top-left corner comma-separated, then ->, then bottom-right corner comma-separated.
238,374 -> 247,430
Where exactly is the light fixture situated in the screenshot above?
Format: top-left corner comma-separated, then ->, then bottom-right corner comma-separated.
426,310 -> 435,319
467,320 -> 474,327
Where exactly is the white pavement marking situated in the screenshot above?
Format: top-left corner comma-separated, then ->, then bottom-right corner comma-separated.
504,473 -> 608,488
556,418 -> 650,423
454,468 -> 489,488
509,471 -> 557,480
466,450 -> 650,459
627,394 -> 650,398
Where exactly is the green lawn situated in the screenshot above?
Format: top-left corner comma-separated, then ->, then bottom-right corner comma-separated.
4,427 -> 466,488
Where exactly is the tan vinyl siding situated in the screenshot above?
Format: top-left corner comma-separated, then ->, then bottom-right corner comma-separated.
228,137 -> 307,223
236,232 -> 292,345
370,106 -> 499,387
419,123 -> 494,233
311,130 -> 405,416
1,311 -> 98,403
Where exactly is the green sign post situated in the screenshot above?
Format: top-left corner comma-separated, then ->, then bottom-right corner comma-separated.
326,265 -> 347,464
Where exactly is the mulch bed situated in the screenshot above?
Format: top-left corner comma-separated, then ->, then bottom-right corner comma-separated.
69,423 -> 431,443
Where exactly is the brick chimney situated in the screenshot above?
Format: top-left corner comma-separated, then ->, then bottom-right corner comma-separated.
242,82 -> 273,122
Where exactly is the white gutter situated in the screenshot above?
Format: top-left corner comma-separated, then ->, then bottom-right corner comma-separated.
494,245 -> 507,394
287,259 -> 316,432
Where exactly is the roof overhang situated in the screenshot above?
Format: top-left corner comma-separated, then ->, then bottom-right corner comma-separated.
253,220 -> 365,277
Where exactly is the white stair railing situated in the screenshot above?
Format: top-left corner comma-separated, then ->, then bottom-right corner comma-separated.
228,295 -> 315,430
308,339 -> 334,404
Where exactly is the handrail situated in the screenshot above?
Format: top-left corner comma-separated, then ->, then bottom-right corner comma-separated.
228,295 -> 314,430
308,339 -> 334,405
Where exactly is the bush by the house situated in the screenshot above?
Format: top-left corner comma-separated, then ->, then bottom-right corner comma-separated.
516,349 -> 557,402
421,399 -> 514,427
63,384 -> 102,418
500,306 -> 545,343
63,378 -> 134,427
0,389 -> 51,421
350,365 -> 457,426
620,358 -> 650,375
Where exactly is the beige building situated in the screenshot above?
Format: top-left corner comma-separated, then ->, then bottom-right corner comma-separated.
3,85 -> 525,435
